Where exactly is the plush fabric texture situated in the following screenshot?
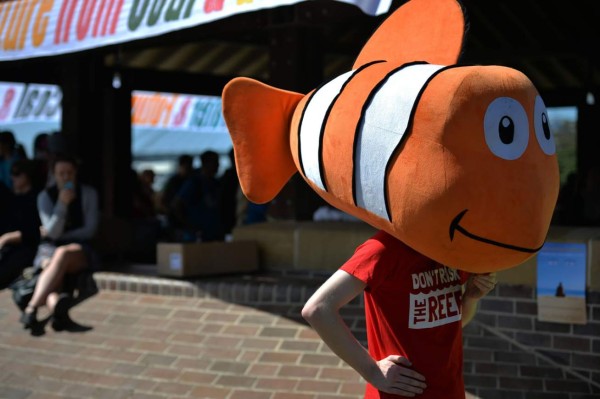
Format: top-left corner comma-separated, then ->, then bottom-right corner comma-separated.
383,66 -> 559,271
352,0 -> 465,68
222,78 -> 303,204
222,0 -> 559,272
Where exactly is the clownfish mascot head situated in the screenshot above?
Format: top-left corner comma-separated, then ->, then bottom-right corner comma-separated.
222,0 -> 560,273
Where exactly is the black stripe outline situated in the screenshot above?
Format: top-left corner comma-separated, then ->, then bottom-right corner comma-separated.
351,60 -> 429,209
297,60 -> 385,188
317,60 -> 386,192
297,87 -> 320,180
381,64 -> 462,221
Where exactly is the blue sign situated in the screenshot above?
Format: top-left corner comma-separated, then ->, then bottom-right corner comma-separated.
537,242 -> 586,298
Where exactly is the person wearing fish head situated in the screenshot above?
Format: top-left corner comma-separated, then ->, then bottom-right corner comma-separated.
222,0 -> 559,397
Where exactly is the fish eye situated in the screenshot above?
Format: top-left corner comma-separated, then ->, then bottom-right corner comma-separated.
483,97 -> 529,160
534,95 -> 556,155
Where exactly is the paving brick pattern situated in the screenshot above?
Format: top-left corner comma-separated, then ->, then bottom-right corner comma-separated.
0,289 -> 364,399
2,269 -> 599,399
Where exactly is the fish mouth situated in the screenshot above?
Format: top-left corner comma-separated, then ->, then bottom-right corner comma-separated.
449,209 -> 543,253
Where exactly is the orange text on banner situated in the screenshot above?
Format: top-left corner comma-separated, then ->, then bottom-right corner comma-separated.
0,0 -> 54,50
132,93 -> 179,127
55,0 -> 124,44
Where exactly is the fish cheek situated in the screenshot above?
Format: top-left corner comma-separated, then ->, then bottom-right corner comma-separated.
439,151 -> 548,268
387,136 -> 450,254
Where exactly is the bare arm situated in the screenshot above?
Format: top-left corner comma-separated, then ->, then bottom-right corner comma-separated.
302,270 -> 427,397
462,273 -> 497,327
0,231 -> 22,248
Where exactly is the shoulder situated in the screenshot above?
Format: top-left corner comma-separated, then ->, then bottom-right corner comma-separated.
340,231 -> 405,284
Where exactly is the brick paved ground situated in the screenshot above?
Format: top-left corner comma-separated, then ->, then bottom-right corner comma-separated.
3,269 -> 598,399
0,288 -> 368,399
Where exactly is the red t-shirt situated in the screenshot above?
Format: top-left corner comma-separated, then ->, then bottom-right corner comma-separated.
340,231 -> 469,399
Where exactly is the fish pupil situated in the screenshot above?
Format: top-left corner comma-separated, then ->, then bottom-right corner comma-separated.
499,116 -> 514,144
542,113 -> 551,140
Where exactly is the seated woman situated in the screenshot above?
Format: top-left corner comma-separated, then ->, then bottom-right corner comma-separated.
20,155 -> 99,334
0,160 -> 41,289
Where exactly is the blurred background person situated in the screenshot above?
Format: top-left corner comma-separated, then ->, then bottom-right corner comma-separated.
130,168 -> 161,262
31,132 -> 51,190
0,130 -> 25,189
159,154 -> 194,241
140,169 -> 156,205
131,168 -> 156,219
171,150 -> 223,242
43,131 -> 69,187
0,160 -> 41,289
219,148 -> 240,238
161,154 -> 194,210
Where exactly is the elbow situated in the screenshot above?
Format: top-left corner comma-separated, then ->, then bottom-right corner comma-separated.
301,301 -> 329,325
301,302 -> 316,322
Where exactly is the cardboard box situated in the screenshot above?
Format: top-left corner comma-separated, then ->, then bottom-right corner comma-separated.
157,241 -> 259,277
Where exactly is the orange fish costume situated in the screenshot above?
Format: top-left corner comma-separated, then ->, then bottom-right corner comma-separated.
222,0 -> 559,273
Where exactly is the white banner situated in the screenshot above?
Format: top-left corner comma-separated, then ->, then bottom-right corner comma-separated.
0,0 -> 391,61
0,82 -> 26,123
0,81 -> 61,123
0,84 -> 228,131
132,90 -> 226,133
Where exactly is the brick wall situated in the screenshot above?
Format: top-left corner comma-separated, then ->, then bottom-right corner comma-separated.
463,285 -> 600,399
96,272 -> 600,398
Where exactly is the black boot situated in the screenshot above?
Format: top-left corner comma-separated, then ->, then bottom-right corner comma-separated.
51,295 -> 91,332
19,306 -> 37,329
20,307 -> 44,336
51,294 -> 72,331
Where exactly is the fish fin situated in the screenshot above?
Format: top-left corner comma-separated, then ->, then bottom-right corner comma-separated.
222,77 -> 304,204
353,0 -> 466,68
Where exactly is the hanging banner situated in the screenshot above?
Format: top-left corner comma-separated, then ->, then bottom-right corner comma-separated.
132,90 -> 226,133
0,84 -> 226,130
0,82 -> 26,122
0,0 -> 392,62
131,90 -> 232,157
0,81 -> 61,123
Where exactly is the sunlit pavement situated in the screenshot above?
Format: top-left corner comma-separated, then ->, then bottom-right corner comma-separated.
0,287 -> 368,399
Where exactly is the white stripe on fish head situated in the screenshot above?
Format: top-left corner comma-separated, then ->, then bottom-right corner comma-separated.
354,63 -> 446,220
299,70 -> 355,191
